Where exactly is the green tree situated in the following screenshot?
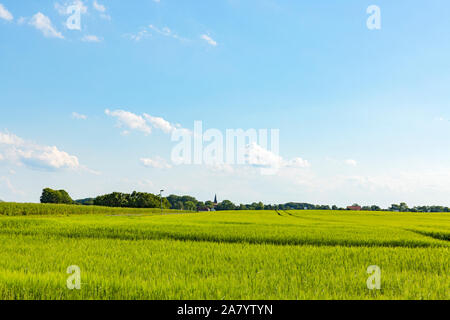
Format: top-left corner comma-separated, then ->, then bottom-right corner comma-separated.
255,202 -> 264,210
399,202 -> 409,212
205,201 -> 214,209
196,201 -> 205,210
184,201 -> 196,211
40,188 -> 73,204
216,200 -> 236,211
173,201 -> 184,210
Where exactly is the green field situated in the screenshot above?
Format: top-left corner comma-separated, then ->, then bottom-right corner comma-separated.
0,204 -> 449,300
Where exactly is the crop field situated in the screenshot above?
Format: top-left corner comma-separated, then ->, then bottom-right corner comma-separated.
0,204 -> 449,300
0,202 -> 182,216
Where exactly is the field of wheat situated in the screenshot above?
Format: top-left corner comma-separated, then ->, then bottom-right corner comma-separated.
0,204 -> 448,300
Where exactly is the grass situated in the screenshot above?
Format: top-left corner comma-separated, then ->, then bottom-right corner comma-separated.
0,205 -> 449,299
0,202 -> 181,216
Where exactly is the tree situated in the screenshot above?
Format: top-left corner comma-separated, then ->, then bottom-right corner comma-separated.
399,202 -> 409,212
184,201 -> 196,211
41,188 -> 60,204
58,190 -> 74,204
173,201 -> 184,210
255,202 -> 264,210
216,200 -> 236,211
40,188 -> 73,204
94,192 -> 129,207
129,192 -> 160,208
167,194 -> 198,210
75,198 -> 94,205
196,201 -> 205,210
93,191 -> 170,209
161,197 -> 171,209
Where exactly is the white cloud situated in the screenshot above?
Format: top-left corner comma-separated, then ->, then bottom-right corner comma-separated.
143,114 -> 177,134
201,34 -> 217,46
344,159 -> 357,167
0,131 -> 24,145
54,3 -> 66,15
0,3 -> 13,21
105,109 -> 152,135
106,109 -> 190,136
127,24 -> 190,43
92,1 -> 110,20
246,142 -> 283,168
0,176 -> 24,195
245,142 -> 309,170
93,0 -> 106,12
285,157 -> 310,168
0,131 -> 81,170
207,162 -> 234,174
326,170 -> 450,195
29,12 -> 64,39
140,157 -> 172,169
71,112 -> 87,120
127,29 -> 149,42
148,24 -> 187,42
81,35 -> 102,42
19,146 -> 79,170
138,179 -> 154,188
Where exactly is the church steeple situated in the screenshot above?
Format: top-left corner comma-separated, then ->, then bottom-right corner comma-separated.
213,194 -> 218,205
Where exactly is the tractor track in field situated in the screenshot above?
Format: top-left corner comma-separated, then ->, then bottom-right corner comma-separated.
407,229 -> 450,242
277,210 -> 317,221
275,210 -> 285,217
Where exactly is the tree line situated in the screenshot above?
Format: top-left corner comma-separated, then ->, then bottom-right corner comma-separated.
39,188 -> 450,212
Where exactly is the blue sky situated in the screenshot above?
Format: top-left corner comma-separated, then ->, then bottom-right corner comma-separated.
1,0 -> 450,207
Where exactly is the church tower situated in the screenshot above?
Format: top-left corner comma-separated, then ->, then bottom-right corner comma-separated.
213,194 -> 218,206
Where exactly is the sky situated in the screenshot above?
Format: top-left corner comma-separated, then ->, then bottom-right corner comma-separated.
1,0 -> 450,207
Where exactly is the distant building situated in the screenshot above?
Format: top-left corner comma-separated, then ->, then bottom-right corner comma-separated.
347,205 -> 362,211
198,207 -> 211,212
213,194 -> 218,206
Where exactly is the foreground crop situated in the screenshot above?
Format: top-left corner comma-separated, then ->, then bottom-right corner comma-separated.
0,209 -> 448,299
